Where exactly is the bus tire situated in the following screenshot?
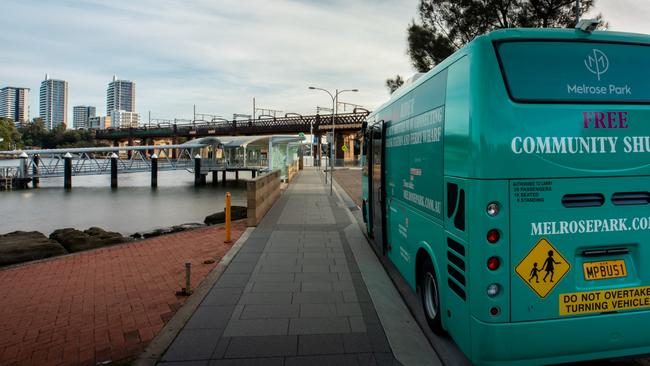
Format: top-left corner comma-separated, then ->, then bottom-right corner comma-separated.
420,258 -> 444,334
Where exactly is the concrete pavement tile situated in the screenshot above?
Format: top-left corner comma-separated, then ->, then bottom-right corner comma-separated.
161,329 -> 221,361
342,333 -> 373,354
238,292 -> 293,305
298,334 -> 344,355
208,358 -> 284,366
222,318 -> 289,337
240,304 -> 300,319
185,305 -> 234,329
224,335 -> 298,358
292,292 -> 344,304
289,317 -> 351,335
284,354 -> 359,366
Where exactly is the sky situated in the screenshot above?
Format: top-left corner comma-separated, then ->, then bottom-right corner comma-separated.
1,0 -> 649,124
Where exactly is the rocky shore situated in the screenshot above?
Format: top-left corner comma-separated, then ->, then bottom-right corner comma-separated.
0,206 -> 247,267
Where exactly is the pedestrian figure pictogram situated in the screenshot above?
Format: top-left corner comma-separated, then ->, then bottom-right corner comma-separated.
542,250 -> 562,283
515,238 -> 570,298
528,262 -> 541,283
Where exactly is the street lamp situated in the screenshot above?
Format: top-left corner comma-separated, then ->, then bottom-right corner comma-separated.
308,86 -> 359,195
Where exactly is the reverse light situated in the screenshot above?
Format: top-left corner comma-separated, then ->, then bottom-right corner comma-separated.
487,283 -> 500,297
487,229 -> 500,244
486,202 -> 500,216
487,257 -> 500,271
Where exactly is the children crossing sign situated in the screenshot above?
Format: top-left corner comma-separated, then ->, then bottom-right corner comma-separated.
515,238 -> 570,298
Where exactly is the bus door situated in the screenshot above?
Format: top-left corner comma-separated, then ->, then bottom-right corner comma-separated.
370,123 -> 387,254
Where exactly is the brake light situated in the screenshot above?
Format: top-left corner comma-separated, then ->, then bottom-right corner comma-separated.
490,306 -> 500,316
487,257 -> 500,271
487,229 -> 500,244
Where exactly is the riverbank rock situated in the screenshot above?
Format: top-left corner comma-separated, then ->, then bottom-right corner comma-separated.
204,206 -> 247,225
0,231 -> 67,266
49,227 -> 126,253
140,223 -> 206,239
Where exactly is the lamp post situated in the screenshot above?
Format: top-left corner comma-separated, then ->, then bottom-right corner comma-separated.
308,86 -> 358,195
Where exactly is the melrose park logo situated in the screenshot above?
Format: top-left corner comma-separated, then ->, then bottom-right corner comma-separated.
584,48 -> 609,80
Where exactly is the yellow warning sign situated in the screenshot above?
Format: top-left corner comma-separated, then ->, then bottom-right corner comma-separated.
515,238 -> 570,298
559,286 -> 650,316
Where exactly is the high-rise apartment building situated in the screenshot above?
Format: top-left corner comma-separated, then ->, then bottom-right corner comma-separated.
106,76 -> 135,113
72,105 -> 96,129
0,87 -> 30,127
110,110 -> 139,128
39,74 -> 68,130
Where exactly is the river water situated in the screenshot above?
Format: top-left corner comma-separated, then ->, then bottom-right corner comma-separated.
0,159 -> 247,235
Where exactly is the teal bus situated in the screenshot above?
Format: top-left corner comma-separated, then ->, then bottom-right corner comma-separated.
361,27 -> 650,365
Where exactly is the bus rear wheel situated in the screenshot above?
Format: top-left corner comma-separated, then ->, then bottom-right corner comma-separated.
420,258 -> 444,334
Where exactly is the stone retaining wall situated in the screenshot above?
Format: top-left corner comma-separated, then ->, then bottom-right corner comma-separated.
246,170 -> 281,226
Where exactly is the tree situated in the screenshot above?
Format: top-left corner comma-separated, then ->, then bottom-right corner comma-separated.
406,0 -> 604,72
19,118 -> 47,148
0,118 -> 22,150
386,75 -> 405,94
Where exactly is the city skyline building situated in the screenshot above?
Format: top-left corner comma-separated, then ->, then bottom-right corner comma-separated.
72,105 -> 96,129
110,110 -> 139,128
0,86 -> 30,127
39,74 -> 68,130
88,115 -> 111,129
106,76 -> 135,114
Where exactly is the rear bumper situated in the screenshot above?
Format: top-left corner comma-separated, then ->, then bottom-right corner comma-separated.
470,310 -> 650,365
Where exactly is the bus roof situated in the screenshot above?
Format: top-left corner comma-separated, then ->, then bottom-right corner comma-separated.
370,28 -> 650,120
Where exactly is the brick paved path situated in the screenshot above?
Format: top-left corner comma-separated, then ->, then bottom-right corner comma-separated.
159,169 -> 399,365
0,221 -> 247,366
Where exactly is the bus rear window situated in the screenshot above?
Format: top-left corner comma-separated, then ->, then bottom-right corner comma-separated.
496,40 -> 650,103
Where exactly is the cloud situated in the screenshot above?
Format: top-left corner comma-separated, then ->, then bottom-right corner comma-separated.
1,0 -> 418,122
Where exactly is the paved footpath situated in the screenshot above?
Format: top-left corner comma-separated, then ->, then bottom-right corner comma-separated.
159,169 -> 438,366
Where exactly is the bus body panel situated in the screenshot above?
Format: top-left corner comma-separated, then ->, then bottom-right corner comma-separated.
361,28 -> 650,365
471,310 -> 650,365
510,176 -> 650,321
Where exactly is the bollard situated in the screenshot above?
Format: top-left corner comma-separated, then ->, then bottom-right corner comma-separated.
64,152 -> 72,189
185,262 -> 192,295
194,154 -> 202,187
110,153 -> 118,188
225,192 -> 232,243
151,153 -> 158,188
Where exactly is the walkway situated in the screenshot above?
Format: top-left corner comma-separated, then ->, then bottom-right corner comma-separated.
0,221 -> 247,366
159,168 -> 437,365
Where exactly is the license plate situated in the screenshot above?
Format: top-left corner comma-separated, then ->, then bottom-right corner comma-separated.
583,260 -> 627,280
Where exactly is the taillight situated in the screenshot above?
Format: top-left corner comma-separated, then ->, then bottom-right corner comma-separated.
490,306 -> 500,316
487,257 -> 500,271
487,229 -> 500,244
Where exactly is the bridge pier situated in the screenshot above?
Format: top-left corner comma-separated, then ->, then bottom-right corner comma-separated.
110,153 -> 118,189
32,155 -> 40,188
64,153 -> 72,190
194,155 -> 202,187
151,154 -> 158,188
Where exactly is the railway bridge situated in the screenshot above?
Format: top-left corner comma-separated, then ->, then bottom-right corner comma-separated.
96,111 -> 368,165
